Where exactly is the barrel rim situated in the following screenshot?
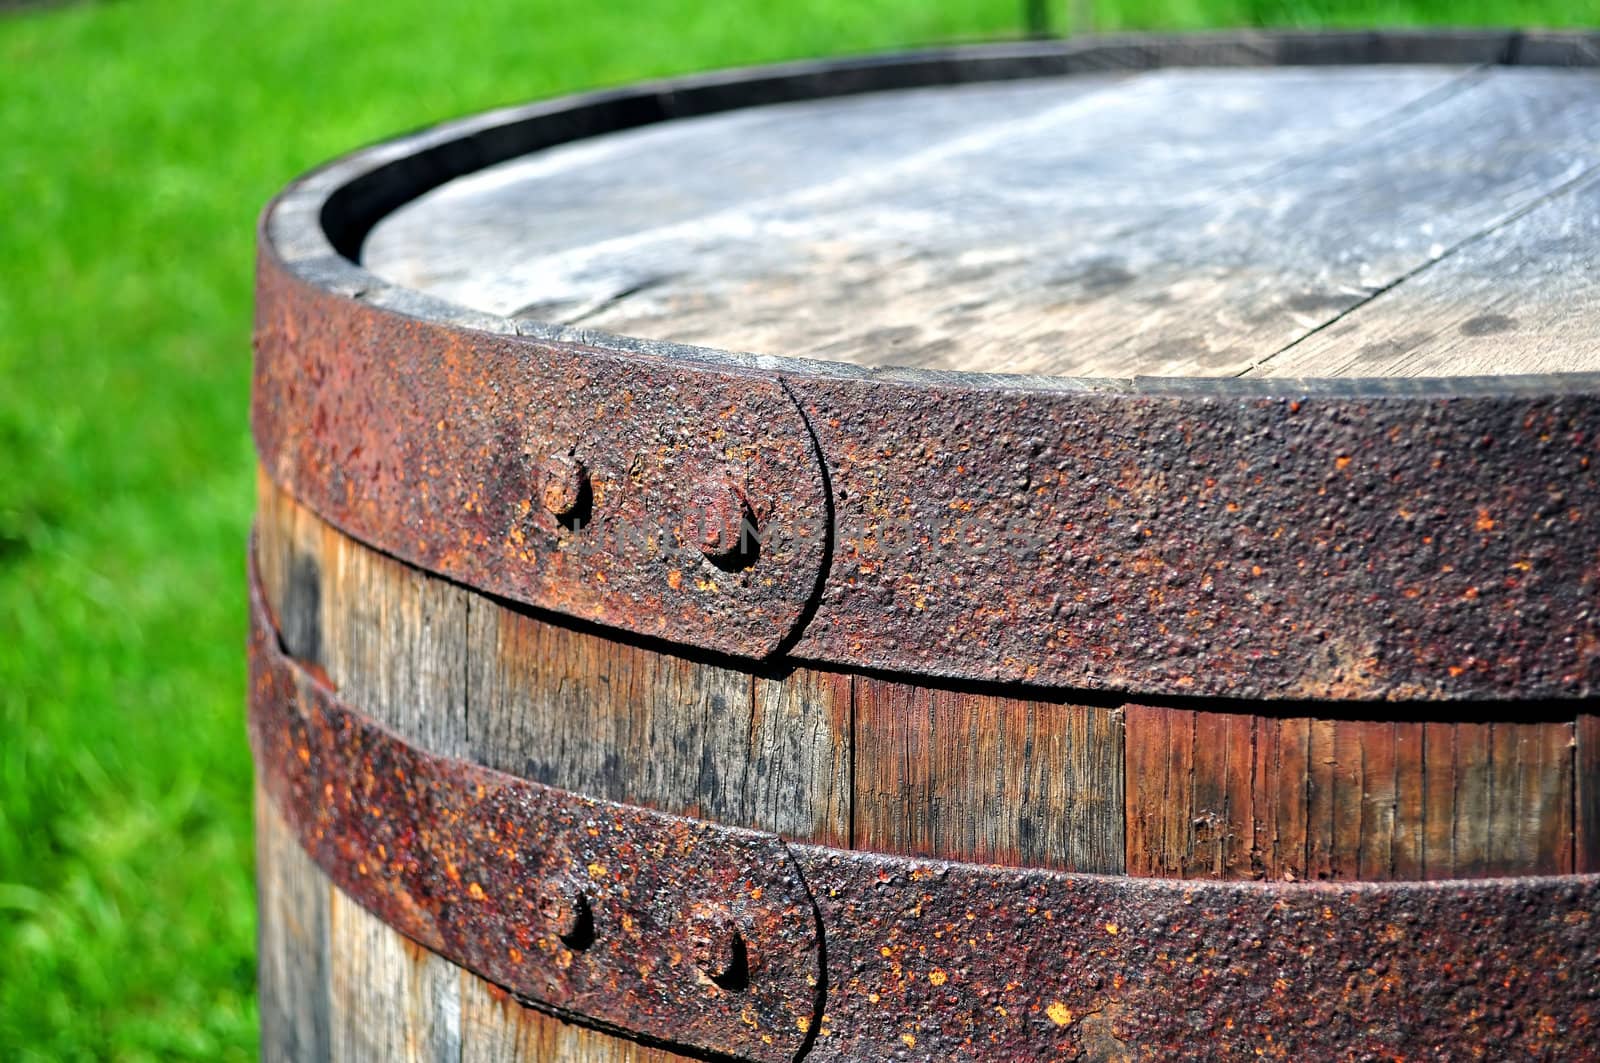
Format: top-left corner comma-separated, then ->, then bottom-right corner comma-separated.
264,26 -> 1600,398
253,30 -> 1600,701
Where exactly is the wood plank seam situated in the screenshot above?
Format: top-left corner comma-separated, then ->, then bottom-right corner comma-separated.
1246,160 -> 1600,377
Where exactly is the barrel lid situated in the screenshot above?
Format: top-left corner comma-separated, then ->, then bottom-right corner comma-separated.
366,58 -> 1600,382
255,30 -> 1600,700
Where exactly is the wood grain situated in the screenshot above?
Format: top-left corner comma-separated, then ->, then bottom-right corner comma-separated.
997,67 -> 1600,378
1124,705 -> 1577,880
1579,713 -> 1600,873
1257,166 -> 1600,378
328,887 -> 462,1063
256,474 -> 337,1062
366,66 -> 1535,377
256,784 -> 332,1063
465,602 -> 851,841
459,973 -> 683,1063
365,74 -> 1127,314
260,470 -> 1122,873
852,679 -> 1123,872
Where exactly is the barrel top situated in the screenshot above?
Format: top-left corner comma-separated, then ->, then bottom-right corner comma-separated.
257,32 -> 1600,700
364,60 -> 1600,380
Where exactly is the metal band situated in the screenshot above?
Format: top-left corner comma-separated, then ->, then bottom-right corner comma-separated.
253,257 -> 830,659
255,30 -> 1600,700
249,558 -> 1600,1061
249,565 -> 824,1061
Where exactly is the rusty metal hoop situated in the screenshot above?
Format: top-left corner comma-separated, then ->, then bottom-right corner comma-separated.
256,29 -> 1600,700
249,561 -> 1600,1060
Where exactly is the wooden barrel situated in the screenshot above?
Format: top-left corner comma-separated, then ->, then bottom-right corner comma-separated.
250,30 -> 1600,1062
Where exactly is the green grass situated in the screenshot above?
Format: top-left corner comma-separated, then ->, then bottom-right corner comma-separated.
1,0 -> 1594,1058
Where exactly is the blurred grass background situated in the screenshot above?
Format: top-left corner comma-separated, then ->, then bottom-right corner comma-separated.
1,0 -> 1596,1058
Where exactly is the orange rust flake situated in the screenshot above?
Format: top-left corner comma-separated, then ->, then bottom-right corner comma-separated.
1047,1002 -> 1074,1027
468,882 -> 487,901
1476,510 -> 1497,532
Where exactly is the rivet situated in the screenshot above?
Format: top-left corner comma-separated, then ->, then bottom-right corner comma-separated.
684,903 -> 747,989
540,453 -> 589,520
539,883 -> 593,950
682,476 -> 755,561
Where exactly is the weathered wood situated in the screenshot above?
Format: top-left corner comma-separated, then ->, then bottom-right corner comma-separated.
257,468 -> 473,758
328,886 -> 462,1063
1392,721 -> 1425,880
750,670 -> 854,848
1579,713 -> 1600,873
366,66 -> 1600,379
1000,67 -> 1600,378
261,469 -> 852,841
259,474 -> 471,1061
261,473 -> 1586,893
1124,706 -> 1576,880
1259,167 -> 1600,378
255,476 -> 1588,1059
365,74 -> 1127,315
1490,722 -> 1576,876
256,784 -> 332,1063
852,679 -> 1123,872
366,66 -> 1504,376
465,603 -> 852,840
256,473 -> 336,1062
262,472 -> 1124,874
459,974 -> 684,1063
